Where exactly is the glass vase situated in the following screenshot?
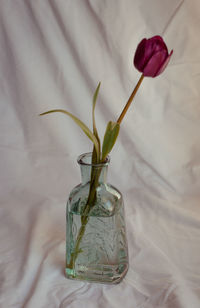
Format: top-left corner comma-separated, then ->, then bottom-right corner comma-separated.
65,152 -> 129,284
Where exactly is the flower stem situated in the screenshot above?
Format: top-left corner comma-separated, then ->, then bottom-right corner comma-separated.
67,165 -> 102,270
117,74 -> 144,124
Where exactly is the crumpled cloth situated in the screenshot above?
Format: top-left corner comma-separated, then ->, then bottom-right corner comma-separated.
1,0 -> 200,307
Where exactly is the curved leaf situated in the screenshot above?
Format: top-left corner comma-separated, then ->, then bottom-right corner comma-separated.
101,121 -> 120,161
92,82 -> 101,137
39,109 -> 100,161
92,82 -> 101,163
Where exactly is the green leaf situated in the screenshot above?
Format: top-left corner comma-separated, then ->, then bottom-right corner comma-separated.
101,121 -> 120,161
92,82 -> 101,138
39,109 -> 100,161
92,82 -> 101,163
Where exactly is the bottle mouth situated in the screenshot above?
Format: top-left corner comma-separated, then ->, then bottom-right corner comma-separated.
77,152 -> 110,167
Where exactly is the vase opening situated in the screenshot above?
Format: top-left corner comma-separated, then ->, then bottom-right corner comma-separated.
77,152 -> 110,185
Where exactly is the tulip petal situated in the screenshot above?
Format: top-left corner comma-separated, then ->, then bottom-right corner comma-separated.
134,38 -> 147,71
143,50 -> 168,77
144,36 -> 168,62
156,50 -> 173,76
148,36 -> 168,52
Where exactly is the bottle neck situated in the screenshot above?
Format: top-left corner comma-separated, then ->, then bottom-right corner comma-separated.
78,153 -> 109,185
80,164 -> 108,185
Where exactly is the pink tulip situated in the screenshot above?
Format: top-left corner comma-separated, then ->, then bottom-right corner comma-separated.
134,35 -> 173,77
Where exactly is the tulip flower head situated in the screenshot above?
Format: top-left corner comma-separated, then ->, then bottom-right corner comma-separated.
134,35 -> 173,77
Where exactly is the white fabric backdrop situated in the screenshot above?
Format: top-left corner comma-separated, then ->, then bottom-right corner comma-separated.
1,0 -> 200,307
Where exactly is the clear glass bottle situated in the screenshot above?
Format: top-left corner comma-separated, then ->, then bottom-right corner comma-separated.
65,152 -> 129,284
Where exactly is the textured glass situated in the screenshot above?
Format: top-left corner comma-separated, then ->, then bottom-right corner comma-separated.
65,153 -> 129,284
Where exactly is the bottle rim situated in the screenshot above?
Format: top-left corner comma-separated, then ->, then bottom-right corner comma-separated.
77,152 -> 110,167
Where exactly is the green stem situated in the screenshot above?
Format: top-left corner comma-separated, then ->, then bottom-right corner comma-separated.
67,164 -> 102,269
117,74 -> 144,124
